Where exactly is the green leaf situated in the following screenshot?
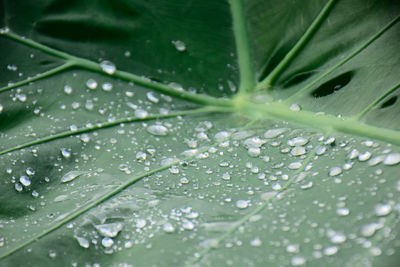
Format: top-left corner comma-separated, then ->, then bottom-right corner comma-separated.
1,0 -> 400,266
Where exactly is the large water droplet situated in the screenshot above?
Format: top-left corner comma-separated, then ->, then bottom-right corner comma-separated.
374,203 -> 392,216
100,60 -> 116,75
95,223 -> 124,237
291,256 -> 306,266
147,125 -> 168,136
75,236 -> 90,248
236,200 -> 249,209
383,153 -> 400,165
86,79 -> 98,90
288,137 -> 308,146
329,167 -> 342,176
163,222 -> 175,233
264,128 -> 287,139
19,176 -> 31,187
101,237 -> 114,248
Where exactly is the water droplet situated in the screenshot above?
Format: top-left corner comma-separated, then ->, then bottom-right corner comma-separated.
61,171 -> 86,183
146,92 -> 159,103
64,85 -> 72,94
324,246 -> 338,256
383,153 -> 400,165
286,244 -> 299,253
61,148 -> 71,158
136,151 -> 147,160
290,103 -> 301,111
248,147 -> 261,157
134,109 -> 148,118
172,40 -> 186,52
147,125 -> 168,136
361,223 -> 379,237
215,131 -> 231,142
264,128 -> 287,139
250,237 -> 262,247
136,219 -> 147,229
288,162 -> 302,170
288,137 -> 308,147
101,237 -> 114,248
336,207 -> 350,216
330,233 -> 346,244
48,251 -> 57,258
163,222 -> 175,233
102,82 -> 113,92
95,223 -> 124,237
374,203 -> 392,216
358,151 -> 372,161
291,256 -> 306,266
100,60 -> 116,75
222,172 -> 231,180
75,236 -> 90,248
348,149 -> 359,159
19,176 -> 31,186
315,146 -> 326,155
0,104 -> 3,114
329,167 -> 342,176
15,183 -> 23,192
0,27 -> 10,34
368,156 -> 384,166
236,200 -> 249,209
86,79 -> 98,90
182,220 -> 195,230
291,146 -> 306,156
26,168 -> 35,176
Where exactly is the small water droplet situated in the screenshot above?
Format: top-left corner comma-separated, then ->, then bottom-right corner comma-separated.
75,236 -> 90,248
136,219 -> 147,229
330,233 -> 346,244
146,92 -> 159,103
15,183 -> 23,192
86,79 -> 98,90
61,171 -> 85,183
236,200 -> 249,209
358,151 -> 372,161
329,167 -> 342,176
102,82 -> 113,92
288,162 -> 302,170
182,220 -> 195,230
250,237 -> 262,247
26,168 -> 35,176
134,109 -> 148,118
286,244 -> 299,253
163,222 -> 175,233
61,148 -> 71,158
291,256 -> 306,266
264,128 -> 287,139
324,246 -> 338,256
291,146 -> 306,156
101,237 -> 114,248
248,147 -> 261,157
172,40 -> 186,52
290,103 -> 301,111
64,85 -> 73,94
100,60 -> 116,75
348,149 -> 359,159
147,125 -> 168,136
19,176 -> 31,186
361,223 -> 379,237
288,137 -> 308,147
336,207 -> 350,216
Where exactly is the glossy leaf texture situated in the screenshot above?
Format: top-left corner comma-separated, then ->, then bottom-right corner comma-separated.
0,0 -> 399,266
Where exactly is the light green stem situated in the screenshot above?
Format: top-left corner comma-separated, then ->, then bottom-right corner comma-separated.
286,15 -> 400,102
356,81 -> 400,120
257,0 -> 337,90
230,0 -> 256,92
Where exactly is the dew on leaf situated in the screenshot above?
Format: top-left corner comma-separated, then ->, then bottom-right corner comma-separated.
101,237 -> 114,248
248,147 -> 261,157
168,82 -> 184,91
61,171 -> 86,183
64,85 -> 72,94
26,168 -> 35,176
146,92 -> 159,103
134,109 -> 148,118
329,167 -> 342,176
163,222 -> 175,233
315,146 -> 327,155
250,237 -> 262,247
361,222 -> 379,237
290,103 -> 301,111
383,153 -> 400,165
100,60 -> 116,75
136,219 -> 147,229
348,149 -> 359,159
172,40 -> 186,51
214,131 -> 231,142
86,78 -> 98,89
358,151 -> 372,161
236,200 -> 249,209
288,137 -> 308,146
75,236 -> 90,248
286,244 -> 299,253
95,223 -> 124,237
288,162 -> 302,169
368,156 -> 384,166
182,220 -> 195,230
0,104 -> 3,114
291,146 -> 306,156
291,256 -> 306,266
330,232 -> 347,244
264,128 -> 287,139
19,176 -> 31,187
374,203 -> 392,216
102,82 -> 113,92
61,148 -> 71,158
147,125 -> 168,136
323,246 -> 339,256
336,207 -> 350,216
15,183 -> 23,192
